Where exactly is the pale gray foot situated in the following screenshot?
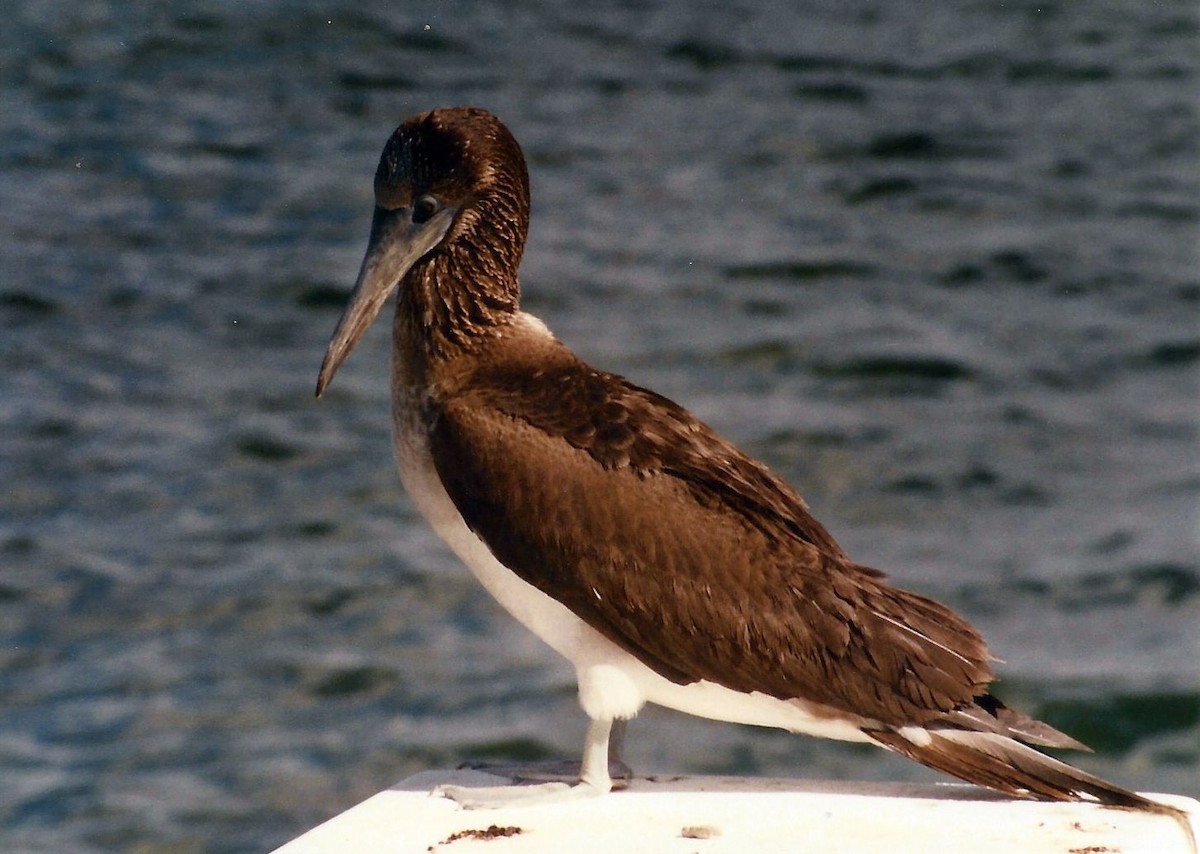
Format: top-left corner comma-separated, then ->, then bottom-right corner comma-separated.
437,718 -> 629,809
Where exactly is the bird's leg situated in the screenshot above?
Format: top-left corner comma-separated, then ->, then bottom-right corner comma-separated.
436,718 -> 620,809
607,718 -> 632,782
579,716 -> 616,791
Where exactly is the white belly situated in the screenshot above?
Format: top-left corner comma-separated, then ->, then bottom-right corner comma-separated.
391,383 -> 870,744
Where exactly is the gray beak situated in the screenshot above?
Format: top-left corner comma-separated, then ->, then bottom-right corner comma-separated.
316,204 -> 456,397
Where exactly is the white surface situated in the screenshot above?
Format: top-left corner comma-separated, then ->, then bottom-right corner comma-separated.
271,770 -> 1199,853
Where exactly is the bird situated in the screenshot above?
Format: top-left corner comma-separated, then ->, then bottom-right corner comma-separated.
314,106 -> 1184,822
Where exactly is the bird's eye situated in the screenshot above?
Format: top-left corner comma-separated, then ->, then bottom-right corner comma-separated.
413,195 -> 440,224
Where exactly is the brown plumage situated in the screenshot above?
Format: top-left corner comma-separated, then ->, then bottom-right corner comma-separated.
316,106 -> 1190,832
431,336 -> 995,725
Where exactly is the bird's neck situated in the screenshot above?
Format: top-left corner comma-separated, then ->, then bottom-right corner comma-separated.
392,247 -> 521,385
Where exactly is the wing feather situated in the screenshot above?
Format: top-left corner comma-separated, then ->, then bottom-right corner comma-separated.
429,347 -> 996,727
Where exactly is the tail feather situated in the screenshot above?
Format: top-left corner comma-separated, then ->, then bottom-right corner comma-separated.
869,728 -> 1139,805
867,728 -> 1196,851
949,695 -> 1091,751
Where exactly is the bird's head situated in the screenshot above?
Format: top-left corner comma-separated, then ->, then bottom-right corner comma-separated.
316,107 -> 530,396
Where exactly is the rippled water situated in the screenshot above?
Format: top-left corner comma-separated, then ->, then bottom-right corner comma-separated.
2,1 -> 1198,851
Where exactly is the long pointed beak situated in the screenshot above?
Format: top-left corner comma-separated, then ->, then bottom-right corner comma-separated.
315,204 -> 456,397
